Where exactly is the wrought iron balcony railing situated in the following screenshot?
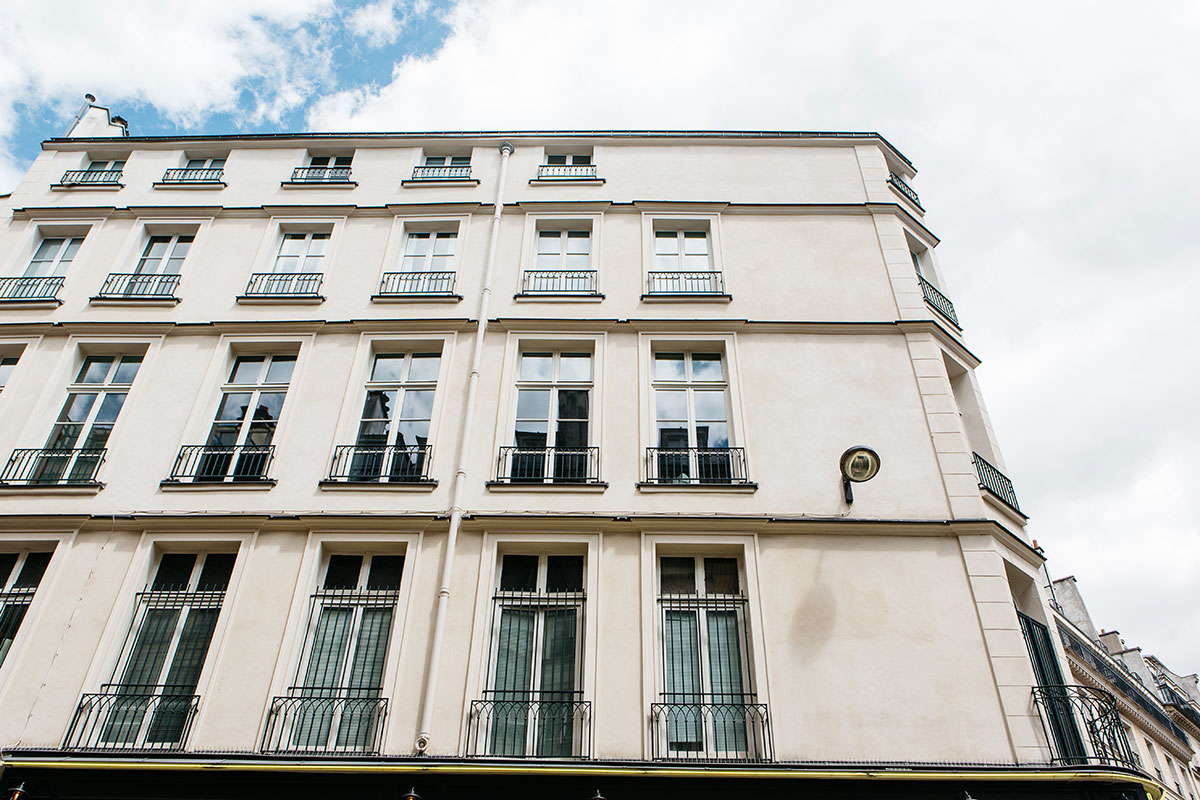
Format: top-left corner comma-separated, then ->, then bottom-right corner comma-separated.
290,166 -> 353,183
96,273 -> 180,299
63,684 -> 200,751
242,272 -> 324,298
537,164 -> 598,179
650,694 -> 773,762
467,691 -> 592,759
495,446 -> 600,484
972,452 -> 1021,514
644,447 -> 750,485
327,444 -> 433,483
1,448 -> 106,486
646,271 -> 726,295
410,164 -> 472,180
519,270 -> 598,294
1031,684 -> 1140,771
377,271 -> 457,296
161,168 -> 224,183
917,275 -> 960,327
167,444 -> 275,483
1159,684 -> 1200,731
59,169 -> 123,186
0,276 -> 64,302
888,171 -> 922,209
261,689 -> 388,755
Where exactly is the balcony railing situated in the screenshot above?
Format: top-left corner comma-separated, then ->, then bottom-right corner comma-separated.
650,695 -> 773,762
327,444 -> 433,483
1,448 -> 106,486
537,164 -> 598,179
96,273 -> 180,299
972,452 -> 1021,514
63,685 -> 200,751
410,165 -> 472,180
646,271 -> 726,295
167,444 -> 275,483
644,447 -> 750,485
495,446 -> 600,484
888,171 -> 922,209
161,168 -> 224,183
467,691 -> 592,759
918,275 -> 960,327
261,690 -> 388,755
242,272 -> 323,298
377,271 -> 457,296
290,166 -> 353,183
1031,685 -> 1140,770
519,270 -> 598,294
59,169 -> 123,186
1159,684 -> 1200,731
0,276 -> 64,302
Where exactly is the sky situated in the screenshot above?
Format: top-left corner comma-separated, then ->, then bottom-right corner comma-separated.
0,0 -> 1197,667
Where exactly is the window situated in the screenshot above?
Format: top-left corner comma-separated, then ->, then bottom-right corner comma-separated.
185,157 -> 225,172
538,153 -> 596,180
164,157 -> 225,183
296,154 -> 353,183
653,556 -> 767,760
648,352 -> 746,484
648,228 -> 723,295
471,553 -> 587,757
501,351 -> 595,483
402,231 -> 456,273
412,154 -> 472,181
25,237 -> 83,278
173,354 -> 294,482
64,552 -> 235,750
423,155 -> 471,167
522,228 -> 595,294
330,352 -> 439,482
244,233 -> 327,298
545,154 -> 591,166
86,159 -> 126,174
100,235 -> 191,299
0,356 -> 18,391
0,550 -> 53,669
262,553 -> 403,754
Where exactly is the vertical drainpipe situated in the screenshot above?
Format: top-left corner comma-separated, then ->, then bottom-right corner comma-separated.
414,140 -> 513,754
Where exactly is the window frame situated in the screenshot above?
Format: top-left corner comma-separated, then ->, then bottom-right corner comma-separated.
247,218 -> 345,285
0,546 -> 57,671
375,215 -> 470,299
518,212 -> 605,298
640,211 -> 728,298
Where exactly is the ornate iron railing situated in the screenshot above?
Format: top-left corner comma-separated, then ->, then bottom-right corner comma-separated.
60,170 -> 123,185
291,166 -> 352,182
467,691 -> 592,758
1,448 -> 106,486
650,695 -> 773,762
411,165 -> 472,180
537,164 -> 598,179
1031,685 -> 1140,770
261,690 -> 388,755
495,446 -> 600,484
0,276 -> 64,301
97,273 -> 180,299
917,275 -> 960,327
63,685 -> 200,751
161,168 -> 224,183
972,452 -> 1021,513
168,444 -> 275,483
888,171 -> 922,209
519,270 -> 598,294
377,271 -> 457,296
327,444 -> 432,483
646,271 -> 725,295
644,447 -> 750,485
1158,683 -> 1200,731
243,272 -> 323,298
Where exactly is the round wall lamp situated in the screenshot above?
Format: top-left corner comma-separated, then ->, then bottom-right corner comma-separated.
839,446 -> 880,504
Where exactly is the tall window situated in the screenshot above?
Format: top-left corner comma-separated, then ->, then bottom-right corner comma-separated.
136,235 -> 192,276
477,554 -> 586,757
651,352 -> 734,483
507,351 -> 593,482
402,232 -> 456,273
85,552 -> 235,748
267,553 -> 402,754
655,556 -> 763,760
0,550 -> 52,669
654,230 -> 711,271
304,155 -> 352,181
195,354 -> 294,481
24,237 -> 83,278
0,356 -> 18,391
345,352 -> 439,481
274,233 -> 328,274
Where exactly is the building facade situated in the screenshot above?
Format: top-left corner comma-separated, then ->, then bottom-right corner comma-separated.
0,100 -> 1163,799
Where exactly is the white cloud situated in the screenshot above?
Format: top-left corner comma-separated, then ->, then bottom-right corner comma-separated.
348,0 -> 405,47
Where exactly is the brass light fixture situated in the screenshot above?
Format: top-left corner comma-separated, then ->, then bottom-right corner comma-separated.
839,446 -> 880,503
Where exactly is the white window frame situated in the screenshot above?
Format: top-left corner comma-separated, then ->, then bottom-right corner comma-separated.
376,216 -> 470,297
23,236 -> 84,278
518,212 -> 604,298
246,218 -> 345,285
0,531 -> 66,698
0,547 -> 56,669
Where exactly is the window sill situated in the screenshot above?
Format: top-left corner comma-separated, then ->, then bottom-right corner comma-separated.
280,180 -> 358,189
528,177 -> 606,186
0,298 -> 63,309
371,293 -> 463,304
513,292 -> 605,302
90,295 -> 180,307
641,293 -> 732,303
888,183 -> 925,213
486,481 -> 608,493
153,181 -> 227,190
0,483 -> 104,495
400,179 -> 481,188
981,488 -> 1029,522
159,479 -> 277,491
236,295 -> 325,305
319,479 -> 439,492
51,183 -> 123,191
636,482 -> 758,494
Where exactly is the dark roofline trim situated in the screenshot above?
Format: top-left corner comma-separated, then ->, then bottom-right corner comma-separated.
44,129 -> 915,170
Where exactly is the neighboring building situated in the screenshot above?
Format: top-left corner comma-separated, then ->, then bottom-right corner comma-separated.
1052,575 -> 1200,800
0,98 -> 1164,799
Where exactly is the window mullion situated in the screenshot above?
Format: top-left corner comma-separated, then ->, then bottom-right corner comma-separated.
234,389 -> 262,446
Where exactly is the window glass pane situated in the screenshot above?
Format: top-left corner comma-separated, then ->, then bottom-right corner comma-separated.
693,390 -> 727,421
265,357 -> 296,384
367,555 -> 404,590
253,392 -> 287,422
695,422 -> 728,448
655,390 -> 687,420
558,353 -> 591,382
432,233 -> 456,255
423,156 -> 446,166
655,231 -> 679,255
310,156 -> 331,167
361,390 -> 394,422
404,233 -> 430,255
519,353 -> 553,381
557,390 -> 589,421
93,392 -> 127,424
185,159 -> 206,169
546,154 -> 566,165
499,555 -> 538,592
660,558 -> 695,593
555,420 -> 588,448
0,553 -> 16,587
13,552 -> 51,589
516,389 -> 550,419
514,420 -> 547,448
690,353 -> 723,381
565,231 -> 590,253
407,354 -> 441,382
153,553 -> 197,591
229,357 -> 263,384
449,156 -> 471,166
656,424 -> 688,449
279,234 -> 307,255
394,420 -> 430,447
215,393 -> 251,421
546,556 -> 583,592
77,357 -> 113,384
400,389 -> 435,420
333,156 -> 353,167
371,355 -> 406,382
58,393 -> 97,423
0,358 -> 18,388
704,558 -> 740,594
654,353 -> 686,380
112,356 -> 142,384
193,554 -> 235,591
324,555 -> 363,589
683,231 -> 709,254
572,154 -> 591,165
